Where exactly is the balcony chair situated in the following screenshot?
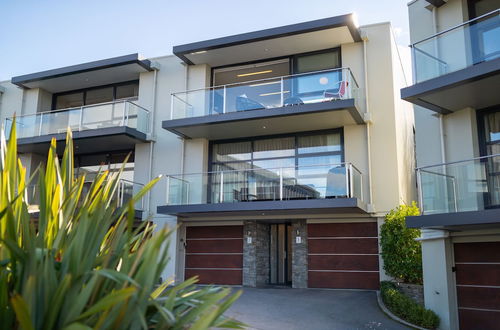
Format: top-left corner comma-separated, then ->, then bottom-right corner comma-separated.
235,94 -> 265,112
283,96 -> 304,106
323,80 -> 348,101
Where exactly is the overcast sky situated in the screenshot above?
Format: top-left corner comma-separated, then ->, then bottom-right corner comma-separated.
0,0 -> 411,81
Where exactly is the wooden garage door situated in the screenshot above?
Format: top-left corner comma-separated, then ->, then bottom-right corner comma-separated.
308,222 -> 380,289
185,225 -> 243,285
454,242 -> 500,330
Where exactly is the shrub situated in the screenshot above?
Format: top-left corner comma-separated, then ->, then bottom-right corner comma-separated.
380,203 -> 422,284
380,281 -> 439,329
0,123 -> 243,329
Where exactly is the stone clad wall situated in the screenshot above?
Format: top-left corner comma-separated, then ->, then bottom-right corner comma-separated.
243,221 -> 270,287
292,220 -> 308,288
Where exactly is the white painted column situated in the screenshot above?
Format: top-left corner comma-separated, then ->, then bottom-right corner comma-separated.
418,229 -> 458,330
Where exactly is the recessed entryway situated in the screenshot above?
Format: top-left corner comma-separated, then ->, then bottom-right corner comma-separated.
269,223 -> 292,286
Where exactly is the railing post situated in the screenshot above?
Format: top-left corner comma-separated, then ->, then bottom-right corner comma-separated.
349,163 -> 354,198
38,113 -> 43,136
280,77 -> 284,107
124,102 -> 129,127
219,172 -> 224,203
78,107 -> 83,131
416,169 -> 424,214
166,176 -> 171,204
344,164 -> 350,198
170,94 -> 175,120
279,168 -> 283,201
222,86 -> 227,114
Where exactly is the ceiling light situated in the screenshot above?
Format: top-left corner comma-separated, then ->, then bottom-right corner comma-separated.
259,91 -> 289,97
237,70 -> 273,77
249,81 -> 280,87
190,50 -> 207,55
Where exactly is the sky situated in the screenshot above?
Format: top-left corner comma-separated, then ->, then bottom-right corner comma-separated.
0,0 -> 411,81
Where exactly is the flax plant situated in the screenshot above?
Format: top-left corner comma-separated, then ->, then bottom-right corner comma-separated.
0,121 -> 242,330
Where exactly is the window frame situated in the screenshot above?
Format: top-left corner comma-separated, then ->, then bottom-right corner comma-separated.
51,79 -> 139,110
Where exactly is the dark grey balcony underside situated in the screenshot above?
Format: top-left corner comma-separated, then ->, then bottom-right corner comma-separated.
407,208 -> 500,230
157,198 -> 366,218
401,57 -> 500,114
16,126 -> 148,155
163,99 -> 363,139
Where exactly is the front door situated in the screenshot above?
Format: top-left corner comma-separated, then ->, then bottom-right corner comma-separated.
269,224 -> 292,285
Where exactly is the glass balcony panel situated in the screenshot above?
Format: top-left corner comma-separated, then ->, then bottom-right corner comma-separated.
5,100 -> 150,138
40,108 -> 81,135
171,68 -> 362,120
165,163 -> 361,206
413,10 -> 500,83
418,156 -> 499,215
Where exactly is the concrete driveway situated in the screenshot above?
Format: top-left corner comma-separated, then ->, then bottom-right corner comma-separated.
224,288 -> 409,330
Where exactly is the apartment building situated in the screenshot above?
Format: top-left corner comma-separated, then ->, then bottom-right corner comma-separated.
0,14 -> 413,292
402,0 -> 499,329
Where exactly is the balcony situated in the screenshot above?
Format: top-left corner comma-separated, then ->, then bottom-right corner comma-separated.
409,154 -> 500,228
27,178 -> 145,217
157,162 -> 366,219
401,9 -> 500,113
6,100 -> 150,155
163,68 -> 364,139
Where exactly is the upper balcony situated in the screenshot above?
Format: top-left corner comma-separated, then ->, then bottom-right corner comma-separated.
157,162 -> 367,219
163,68 -> 365,139
401,9 -> 500,114
408,154 -> 500,229
5,100 -> 150,155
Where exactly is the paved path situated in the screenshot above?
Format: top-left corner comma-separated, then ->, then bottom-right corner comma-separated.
224,287 -> 409,330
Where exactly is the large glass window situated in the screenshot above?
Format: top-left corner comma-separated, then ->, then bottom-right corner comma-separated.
210,130 -> 343,202
53,81 -> 139,110
478,108 -> 500,207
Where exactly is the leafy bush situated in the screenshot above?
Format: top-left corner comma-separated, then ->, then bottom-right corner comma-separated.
380,281 -> 439,329
0,123 -> 243,329
380,203 -> 422,284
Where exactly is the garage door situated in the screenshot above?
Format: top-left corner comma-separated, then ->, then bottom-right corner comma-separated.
454,241 -> 500,330
308,222 -> 380,289
185,225 -> 243,285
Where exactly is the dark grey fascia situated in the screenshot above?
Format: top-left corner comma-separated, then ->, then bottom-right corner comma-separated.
16,126 -> 148,155
11,54 -> 152,88
173,14 -> 361,65
401,57 -> 500,114
162,99 -> 362,138
157,198 -> 367,217
425,0 -> 447,7
406,208 -> 500,229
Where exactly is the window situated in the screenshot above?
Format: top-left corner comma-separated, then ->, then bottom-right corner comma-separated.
294,49 -> 341,74
53,81 -> 139,110
210,130 -> 344,201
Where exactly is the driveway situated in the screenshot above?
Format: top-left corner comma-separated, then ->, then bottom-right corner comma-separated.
224,288 -> 409,330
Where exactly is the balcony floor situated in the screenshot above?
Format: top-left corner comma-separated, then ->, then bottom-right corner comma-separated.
401,57 -> 500,114
16,126 -> 149,155
157,198 -> 367,219
407,208 -> 500,230
163,99 -> 364,139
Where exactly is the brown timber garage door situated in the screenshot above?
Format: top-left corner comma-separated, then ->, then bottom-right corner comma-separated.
308,222 -> 380,289
185,225 -> 243,285
454,241 -> 500,330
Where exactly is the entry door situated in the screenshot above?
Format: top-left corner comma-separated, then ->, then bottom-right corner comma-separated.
270,224 -> 292,285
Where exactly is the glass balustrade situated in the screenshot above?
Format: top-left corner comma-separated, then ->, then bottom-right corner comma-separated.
413,9 -> 499,83
165,163 -> 362,206
5,100 -> 150,139
170,68 -> 363,120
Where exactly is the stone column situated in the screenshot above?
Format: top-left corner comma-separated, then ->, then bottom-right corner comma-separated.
243,221 -> 257,287
292,220 -> 308,288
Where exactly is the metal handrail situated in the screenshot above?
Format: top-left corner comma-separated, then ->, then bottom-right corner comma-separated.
170,67 -> 359,95
416,154 -> 500,170
5,99 -> 149,119
412,8 -> 499,47
163,162 -> 362,178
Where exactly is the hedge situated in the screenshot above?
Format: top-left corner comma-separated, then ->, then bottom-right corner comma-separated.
381,281 -> 440,329
380,203 -> 422,284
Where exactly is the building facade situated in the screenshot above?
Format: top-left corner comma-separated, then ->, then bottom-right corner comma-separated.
402,0 -> 499,329
0,14 -> 414,292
